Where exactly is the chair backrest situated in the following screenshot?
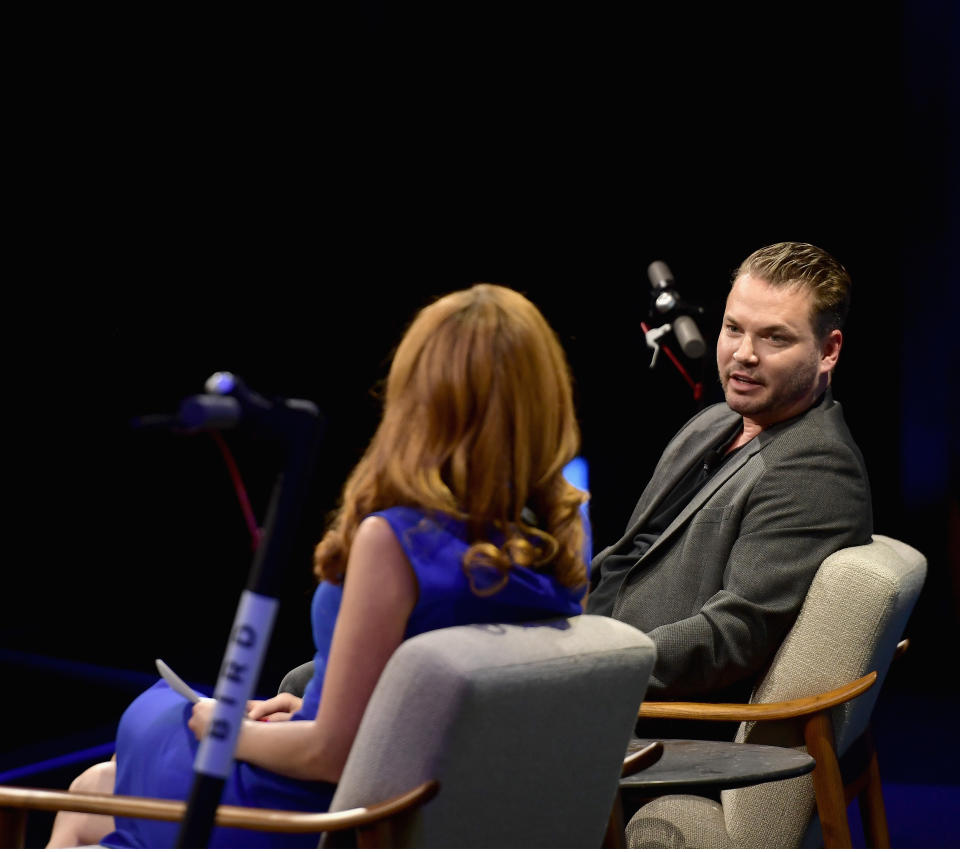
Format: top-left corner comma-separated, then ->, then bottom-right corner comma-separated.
329,614 -> 656,848
723,534 -> 927,847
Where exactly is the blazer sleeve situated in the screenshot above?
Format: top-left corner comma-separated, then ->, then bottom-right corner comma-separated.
644,437 -> 873,699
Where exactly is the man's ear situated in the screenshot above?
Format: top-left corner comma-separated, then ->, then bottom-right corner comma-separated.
821,328 -> 842,372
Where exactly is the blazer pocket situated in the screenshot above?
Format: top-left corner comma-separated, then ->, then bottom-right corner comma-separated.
679,508 -> 731,556
680,506 -> 736,605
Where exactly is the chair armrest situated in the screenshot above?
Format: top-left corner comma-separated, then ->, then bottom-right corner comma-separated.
621,740 -> 663,777
637,671 -> 877,722
0,779 -> 437,835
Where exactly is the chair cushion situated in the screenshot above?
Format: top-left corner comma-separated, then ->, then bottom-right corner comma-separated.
330,614 -> 656,848
278,661 -> 314,697
626,795 -> 731,849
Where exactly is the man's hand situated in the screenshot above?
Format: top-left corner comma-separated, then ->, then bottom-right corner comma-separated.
246,692 -> 304,722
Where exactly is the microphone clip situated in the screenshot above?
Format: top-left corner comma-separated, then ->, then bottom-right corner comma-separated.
651,289 -> 706,319
644,322 -> 673,369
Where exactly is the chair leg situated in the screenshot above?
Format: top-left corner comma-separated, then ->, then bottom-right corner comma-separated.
356,820 -> 394,848
803,711 -> 852,848
357,815 -> 414,849
602,791 -> 625,848
0,806 -> 27,848
857,728 -> 890,848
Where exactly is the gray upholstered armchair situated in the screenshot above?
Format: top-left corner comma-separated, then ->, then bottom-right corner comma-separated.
0,615 -> 657,848
625,534 -> 927,849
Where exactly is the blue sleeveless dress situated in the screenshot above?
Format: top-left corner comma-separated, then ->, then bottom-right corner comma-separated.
101,506 -> 585,848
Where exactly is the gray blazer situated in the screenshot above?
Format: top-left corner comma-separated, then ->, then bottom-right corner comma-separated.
589,390 -> 872,699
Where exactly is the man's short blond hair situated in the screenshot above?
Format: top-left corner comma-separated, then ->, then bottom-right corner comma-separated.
735,242 -> 852,339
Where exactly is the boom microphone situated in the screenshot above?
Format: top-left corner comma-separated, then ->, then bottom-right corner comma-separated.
672,315 -> 706,360
647,260 -> 675,291
646,260 -> 706,359
131,372 -> 320,436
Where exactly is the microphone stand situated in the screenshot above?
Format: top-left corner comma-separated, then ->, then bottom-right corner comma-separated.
644,259 -> 707,403
641,320 -> 705,401
172,389 -> 324,848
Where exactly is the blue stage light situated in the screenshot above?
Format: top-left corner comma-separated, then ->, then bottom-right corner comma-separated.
563,456 -> 589,492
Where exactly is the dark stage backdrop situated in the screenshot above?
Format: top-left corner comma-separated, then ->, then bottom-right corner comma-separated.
3,1 -> 957,788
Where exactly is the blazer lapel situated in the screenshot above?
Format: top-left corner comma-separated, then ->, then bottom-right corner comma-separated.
605,392 -> 834,578
634,411 -> 800,567
610,408 -> 740,556
639,437 -> 762,563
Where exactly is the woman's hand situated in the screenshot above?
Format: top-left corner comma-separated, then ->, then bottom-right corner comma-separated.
246,692 -> 303,722
187,699 -> 217,740
187,693 -> 303,742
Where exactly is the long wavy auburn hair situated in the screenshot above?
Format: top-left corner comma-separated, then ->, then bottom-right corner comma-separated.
313,283 -> 587,592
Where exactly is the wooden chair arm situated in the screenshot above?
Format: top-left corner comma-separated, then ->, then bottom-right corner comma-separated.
638,671 -> 877,722
621,740 -> 663,778
0,779 -> 438,834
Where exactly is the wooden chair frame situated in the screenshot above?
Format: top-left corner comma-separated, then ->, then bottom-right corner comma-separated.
0,780 -> 438,849
604,741 -> 664,848
0,744 -> 664,848
635,640 -> 909,848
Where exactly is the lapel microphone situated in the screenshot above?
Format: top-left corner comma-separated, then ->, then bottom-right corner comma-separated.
702,447 -> 724,473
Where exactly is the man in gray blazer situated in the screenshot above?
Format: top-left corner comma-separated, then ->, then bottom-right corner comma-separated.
586,242 -> 873,706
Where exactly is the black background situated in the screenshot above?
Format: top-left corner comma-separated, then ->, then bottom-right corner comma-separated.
3,0 -> 957,793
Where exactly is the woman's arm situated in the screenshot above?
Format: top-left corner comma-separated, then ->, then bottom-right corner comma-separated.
189,515 -> 418,781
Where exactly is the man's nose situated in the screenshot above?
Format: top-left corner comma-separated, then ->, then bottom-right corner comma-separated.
734,335 -> 759,364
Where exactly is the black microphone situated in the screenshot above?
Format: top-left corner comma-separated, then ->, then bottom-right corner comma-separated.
130,393 -> 242,432
177,394 -> 243,430
647,260 -> 707,359
647,260 -> 675,291
130,373 -> 316,436
702,447 -> 724,473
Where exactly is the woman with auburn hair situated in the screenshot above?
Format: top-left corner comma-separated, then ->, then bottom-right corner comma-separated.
51,283 -> 589,849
